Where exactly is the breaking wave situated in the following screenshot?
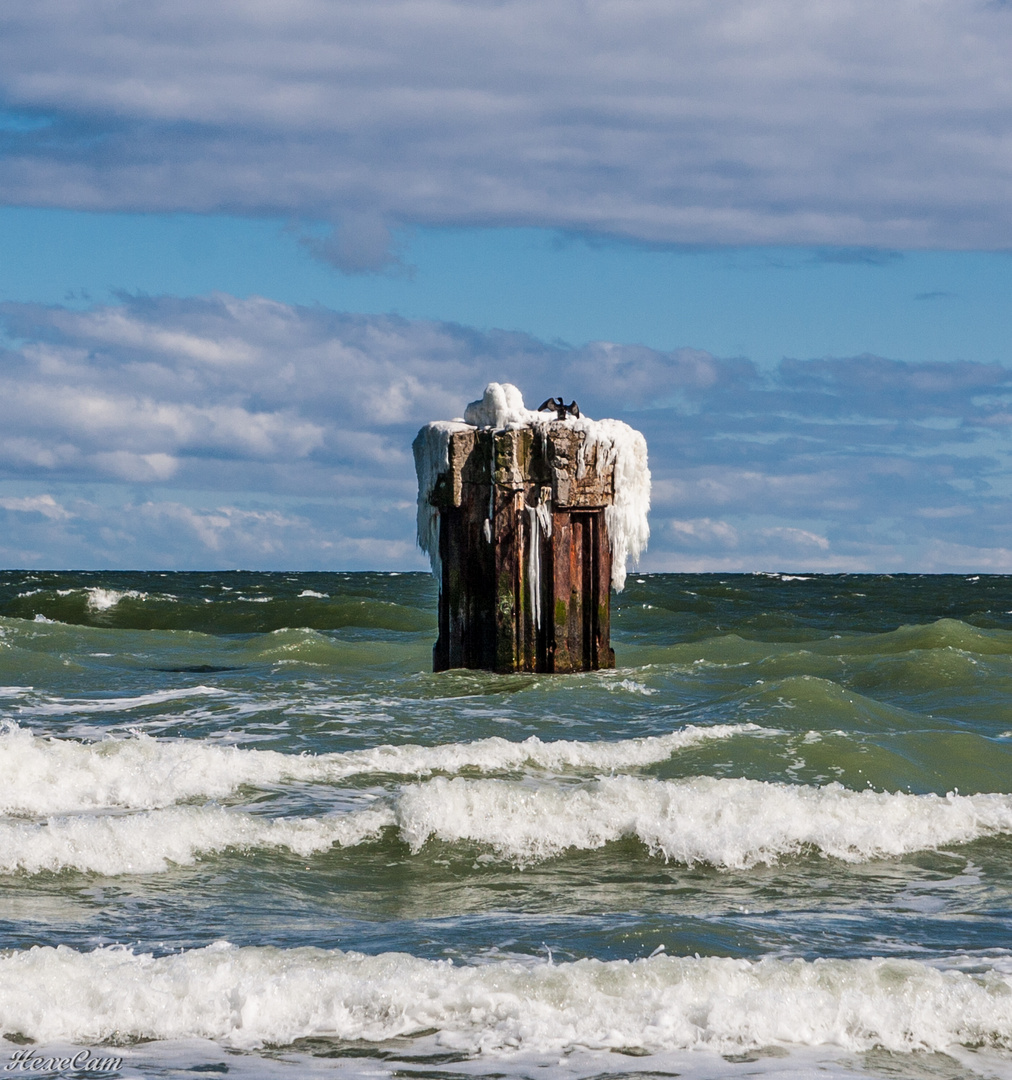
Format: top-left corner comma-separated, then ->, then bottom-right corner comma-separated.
0,722 -> 760,814
1,944 -> 1010,1054
6,775 -> 1012,876
2,582 -> 434,633
0,806 -> 393,875
393,775 -> 1012,866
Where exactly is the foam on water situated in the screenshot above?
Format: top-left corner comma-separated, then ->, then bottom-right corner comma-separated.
1,945 -> 1010,1055
0,722 -> 760,814
11,686 -> 227,716
7,772 -> 1012,876
0,806 -> 393,875
393,775 -> 1012,866
84,587 -> 147,612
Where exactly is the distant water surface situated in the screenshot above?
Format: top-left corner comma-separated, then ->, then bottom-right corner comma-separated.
0,571 -> 1011,1079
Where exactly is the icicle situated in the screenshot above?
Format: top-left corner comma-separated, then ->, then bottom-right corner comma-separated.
484,478 -> 494,544
527,505 -> 541,630
526,495 -> 553,630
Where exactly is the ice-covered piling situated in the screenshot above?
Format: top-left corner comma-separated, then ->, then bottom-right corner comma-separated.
413,383 -> 650,673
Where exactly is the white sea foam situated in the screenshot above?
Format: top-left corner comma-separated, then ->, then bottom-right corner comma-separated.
392,775 -> 1012,866
84,587 -> 147,612
44,587 -> 150,613
8,771 -> 1012,877
1,945 -> 1010,1054
16,686 -> 227,716
0,806 -> 392,875
0,722 -> 757,814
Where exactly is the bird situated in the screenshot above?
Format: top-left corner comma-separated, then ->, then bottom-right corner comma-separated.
537,396 -> 581,420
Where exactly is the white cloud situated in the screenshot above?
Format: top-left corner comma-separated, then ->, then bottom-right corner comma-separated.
0,494 -> 71,520
92,451 -> 179,482
138,502 -> 306,554
0,292 -> 1010,570
761,527 -> 830,551
667,518 -> 739,547
1,2 -> 1012,254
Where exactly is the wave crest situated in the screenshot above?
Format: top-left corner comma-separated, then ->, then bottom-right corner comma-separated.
1,945 -> 1010,1054
394,775 -> 1012,866
6,775 -> 1012,877
0,722 -> 760,814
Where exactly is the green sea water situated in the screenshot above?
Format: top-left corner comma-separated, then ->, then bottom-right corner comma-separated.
1,571 -> 1011,1079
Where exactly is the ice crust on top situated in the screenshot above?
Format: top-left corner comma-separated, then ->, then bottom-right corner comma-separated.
413,382 -> 650,590
462,380 -> 544,428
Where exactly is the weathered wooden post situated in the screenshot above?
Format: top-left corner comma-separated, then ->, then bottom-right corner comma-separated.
414,383 -> 650,673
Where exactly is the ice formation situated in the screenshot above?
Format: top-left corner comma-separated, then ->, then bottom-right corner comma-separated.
527,499 -> 553,627
413,383 -> 650,590
411,418 -> 472,584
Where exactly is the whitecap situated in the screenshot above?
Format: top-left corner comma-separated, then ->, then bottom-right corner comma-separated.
0,945 -> 1010,1054
0,805 -> 393,875
85,588 -> 147,612
0,723 -> 760,814
17,686 -> 228,717
392,774 -> 1012,867
8,772 -> 1012,876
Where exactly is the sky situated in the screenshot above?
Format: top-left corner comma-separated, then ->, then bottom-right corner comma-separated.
1,0 -> 1012,573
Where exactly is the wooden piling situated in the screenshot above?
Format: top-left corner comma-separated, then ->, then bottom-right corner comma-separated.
423,423 -> 617,674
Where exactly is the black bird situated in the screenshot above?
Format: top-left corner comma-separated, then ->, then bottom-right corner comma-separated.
537,396 -> 581,420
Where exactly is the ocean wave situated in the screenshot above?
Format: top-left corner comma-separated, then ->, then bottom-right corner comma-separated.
0,616 -> 430,672
0,722 -> 760,814
82,587 -> 149,612
0,806 -> 392,875
6,774 -> 1012,876
631,617 -> 1012,672
0,944 -> 1010,1054
1,587 -> 434,634
14,686 -> 228,717
393,775 -> 1012,866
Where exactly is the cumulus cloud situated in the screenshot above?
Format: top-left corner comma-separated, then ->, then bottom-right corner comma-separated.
0,494 -> 71,520
1,2 -> 1012,250
0,292 -> 1010,570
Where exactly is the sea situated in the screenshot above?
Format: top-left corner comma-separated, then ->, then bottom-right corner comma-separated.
1,569 -> 1012,1080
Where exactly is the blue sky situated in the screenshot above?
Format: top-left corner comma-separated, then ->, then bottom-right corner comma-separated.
2,209 -> 1012,367
1,1 -> 1011,573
